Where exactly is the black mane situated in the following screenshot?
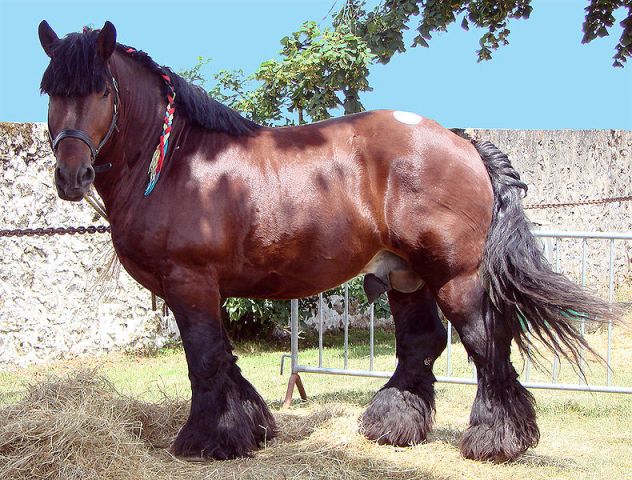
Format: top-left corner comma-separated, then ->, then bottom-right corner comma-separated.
40,29 -> 260,136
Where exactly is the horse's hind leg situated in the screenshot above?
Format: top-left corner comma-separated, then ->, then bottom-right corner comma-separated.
436,272 -> 539,462
164,268 -> 276,459
360,286 -> 447,445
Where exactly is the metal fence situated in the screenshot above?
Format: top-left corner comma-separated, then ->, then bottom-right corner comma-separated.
281,230 -> 632,405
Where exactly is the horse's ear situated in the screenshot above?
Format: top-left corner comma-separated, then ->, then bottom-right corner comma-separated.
38,20 -> 59,57
97,21 -> 117,61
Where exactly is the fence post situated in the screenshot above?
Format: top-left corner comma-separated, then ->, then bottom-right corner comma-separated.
283,299 -> 307,407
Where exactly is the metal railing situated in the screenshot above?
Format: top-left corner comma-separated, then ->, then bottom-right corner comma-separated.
281,231 -> 632,403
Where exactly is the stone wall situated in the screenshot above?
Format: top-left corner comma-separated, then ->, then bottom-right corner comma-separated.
0,123 -> 630,366
467,129 -> 631,232
0,123 -> 178,367
467,129 -> 631,298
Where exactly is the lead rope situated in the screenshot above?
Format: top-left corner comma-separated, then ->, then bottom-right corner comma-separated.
84,188 -> 108,221
144,72 -> 176,196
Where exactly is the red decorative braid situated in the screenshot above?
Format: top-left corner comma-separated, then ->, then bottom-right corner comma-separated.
118,45 -> 176,196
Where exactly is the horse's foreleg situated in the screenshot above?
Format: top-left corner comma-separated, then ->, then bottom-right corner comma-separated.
164,269 -> 276,459
360,287 -> 447,445
436,272 -> 539,462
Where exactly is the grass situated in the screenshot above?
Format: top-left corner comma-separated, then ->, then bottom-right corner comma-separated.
1,325 -> 631,480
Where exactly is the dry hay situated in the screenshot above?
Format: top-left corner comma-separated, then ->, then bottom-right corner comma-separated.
0,370 -> 187,479
0,370 -> 427,480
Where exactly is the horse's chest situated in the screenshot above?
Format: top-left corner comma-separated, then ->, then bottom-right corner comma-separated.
109,228 -> 165,295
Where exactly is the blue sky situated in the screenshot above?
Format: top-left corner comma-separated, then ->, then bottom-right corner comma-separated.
1,0 -> 630,129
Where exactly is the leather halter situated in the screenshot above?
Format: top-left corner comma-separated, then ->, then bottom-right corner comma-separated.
48,75 -> 120,173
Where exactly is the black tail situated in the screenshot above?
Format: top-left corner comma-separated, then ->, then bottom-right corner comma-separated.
470,138 -> 618,369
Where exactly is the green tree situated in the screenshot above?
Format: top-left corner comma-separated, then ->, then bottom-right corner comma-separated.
183,22 -> 375,125
583,0 -> 632,67
256,21 -> 375,121
182,1 -> 632,126
338,0 -> 632,66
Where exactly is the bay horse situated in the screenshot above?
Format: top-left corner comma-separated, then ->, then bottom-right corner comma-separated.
38,21 -> 616,462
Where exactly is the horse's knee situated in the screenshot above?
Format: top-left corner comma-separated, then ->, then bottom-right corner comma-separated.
436,273 -> 514,368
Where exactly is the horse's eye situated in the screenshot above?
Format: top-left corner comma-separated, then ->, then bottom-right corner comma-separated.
103,88 -> 111,98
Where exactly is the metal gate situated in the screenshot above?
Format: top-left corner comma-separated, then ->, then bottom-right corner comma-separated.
281,230 -> 632,405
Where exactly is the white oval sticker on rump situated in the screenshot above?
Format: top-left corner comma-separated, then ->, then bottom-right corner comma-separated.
393,110 -> 422,125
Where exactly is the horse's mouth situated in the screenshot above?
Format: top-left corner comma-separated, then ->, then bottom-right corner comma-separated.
57,186 -> 86,202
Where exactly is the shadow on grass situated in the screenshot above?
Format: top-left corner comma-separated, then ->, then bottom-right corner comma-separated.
266,404 -> 454,480
428,426 -> 462,448
429,426 -> 576,469
309,389 -> 376,406
269,389 -> 377,410
515,451 -> 576,469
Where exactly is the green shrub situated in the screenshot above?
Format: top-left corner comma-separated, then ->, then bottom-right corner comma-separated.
222,276 -> 392,334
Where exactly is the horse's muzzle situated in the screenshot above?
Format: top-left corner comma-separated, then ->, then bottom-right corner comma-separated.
55,164 -> 95,201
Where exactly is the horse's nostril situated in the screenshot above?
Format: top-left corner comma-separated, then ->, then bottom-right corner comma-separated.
55,166 -> 67,188
80,166 -> 95,186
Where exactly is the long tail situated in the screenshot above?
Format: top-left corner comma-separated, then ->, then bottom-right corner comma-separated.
468,136 -> 619,369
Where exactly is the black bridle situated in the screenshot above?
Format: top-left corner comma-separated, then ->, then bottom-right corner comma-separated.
48,75 -> 120,174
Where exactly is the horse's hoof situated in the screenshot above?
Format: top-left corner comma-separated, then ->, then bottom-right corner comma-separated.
237,383 -> 278,445
171,423 -> 256,460
461,378 -> 540,462
360,386 -> 433,446
459,421 -> 539,463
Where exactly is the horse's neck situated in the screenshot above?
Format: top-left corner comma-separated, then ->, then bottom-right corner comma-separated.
92,53 -> 166,217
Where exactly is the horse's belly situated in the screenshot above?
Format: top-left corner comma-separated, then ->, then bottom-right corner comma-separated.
222,247 -> 423,300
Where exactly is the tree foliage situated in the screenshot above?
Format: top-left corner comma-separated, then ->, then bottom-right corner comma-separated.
582,0 -> 632,67
181,1 -> 632,125
258,22 -> 375,121
183,22 -> 375,125
338,0 -> 632,66
335,0 -> 533,63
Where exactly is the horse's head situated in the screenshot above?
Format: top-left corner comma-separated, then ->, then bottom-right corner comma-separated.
39,20 -> 119,201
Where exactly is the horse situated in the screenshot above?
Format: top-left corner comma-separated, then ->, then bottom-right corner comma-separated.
38,20 -> 617,462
